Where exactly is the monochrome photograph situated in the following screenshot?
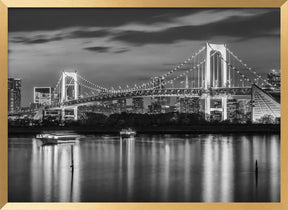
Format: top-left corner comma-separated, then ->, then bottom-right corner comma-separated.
8,8 -> 280,202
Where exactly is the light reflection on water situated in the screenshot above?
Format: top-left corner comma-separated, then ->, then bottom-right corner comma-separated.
8,134 -> 280,202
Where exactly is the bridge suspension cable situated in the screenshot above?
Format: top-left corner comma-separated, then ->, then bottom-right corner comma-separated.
207,44 -> 264,88
226,47 -> 272,87
52,74 -> 63,95
77,73 -> 109,92
138,50 -> 219,91
149,50 -> 219,90
126,46 -> 206,92
65,73 -> 103,94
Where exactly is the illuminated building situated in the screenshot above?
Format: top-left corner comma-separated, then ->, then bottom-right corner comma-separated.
177,97 -> 200,113
8,78 -> 21,113
34,87 -> 52,105
267,70 -> 280,89
132,97 -> 144,113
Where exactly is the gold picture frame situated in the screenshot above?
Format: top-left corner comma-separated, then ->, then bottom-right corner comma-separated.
1,0 -> 288,209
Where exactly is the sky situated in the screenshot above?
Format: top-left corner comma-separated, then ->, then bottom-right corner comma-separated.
8,8 -> 280,107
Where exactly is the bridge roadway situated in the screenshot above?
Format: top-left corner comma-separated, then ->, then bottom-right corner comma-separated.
50,87 -> 252,109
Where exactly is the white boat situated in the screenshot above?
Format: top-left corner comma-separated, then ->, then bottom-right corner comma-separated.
120,128 -> 136,138
35,132 -> 80,145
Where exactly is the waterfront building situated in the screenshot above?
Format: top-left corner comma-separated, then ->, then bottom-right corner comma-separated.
132,97 -> 144,113
100,100 -> 114,114
8,78 -> 21,113
227,99 -> 238,122
162,105 -> 176,113
116,99 -> 126,113
227,98 -> 252,123
34,87 -> 52,105
149,96 -> 171,113
148,101 -> 162,114
267,69 -> 280,89
210,111 -> 222,121
177,97 -> 200,113
252,85 -> 280,123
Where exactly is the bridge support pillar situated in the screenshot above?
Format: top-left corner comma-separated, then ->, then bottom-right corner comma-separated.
204,95 -> 228,121
204,94 -> 211,120
61,107 -> 78,121
73,106 -> 78,120
222,96 -> 227,121
61,108 -> 65,121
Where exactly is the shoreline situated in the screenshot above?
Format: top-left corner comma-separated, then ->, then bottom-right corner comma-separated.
8,124 -> 280,136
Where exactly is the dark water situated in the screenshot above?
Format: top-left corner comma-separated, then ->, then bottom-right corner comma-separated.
8,133 -> 280,202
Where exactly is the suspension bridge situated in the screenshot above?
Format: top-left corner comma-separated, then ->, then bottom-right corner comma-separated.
24,43 -> 281,123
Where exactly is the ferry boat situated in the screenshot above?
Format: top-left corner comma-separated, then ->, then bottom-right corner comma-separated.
120,128 -> 136,138
35,132 -> 80,145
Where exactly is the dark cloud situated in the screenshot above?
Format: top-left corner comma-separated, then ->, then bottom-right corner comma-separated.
113,48 -> 130,54
8,8 -> 202,32
10,35 -> 64,44
111,10 -> 280,45
9,29 -> 109,44
9,9 -> 279,46
83,46 -> 111,53
26,37 -> 64,44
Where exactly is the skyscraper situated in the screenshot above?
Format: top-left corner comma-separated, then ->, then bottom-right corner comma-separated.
8,78 -> 21,113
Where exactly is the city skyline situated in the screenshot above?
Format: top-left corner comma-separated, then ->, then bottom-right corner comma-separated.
8,8 -> 280,106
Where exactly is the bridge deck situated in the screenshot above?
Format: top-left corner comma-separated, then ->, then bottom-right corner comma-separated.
49,87 -> 252,108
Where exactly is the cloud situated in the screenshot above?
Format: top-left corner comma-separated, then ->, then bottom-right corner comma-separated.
9,29 -> 109,44
9,9 -> 279,47
111,10 -> 280,45
10,35 -> 65,44
83,46 -> 111,53
113,48 -> 130,54
8,9 -> 202,32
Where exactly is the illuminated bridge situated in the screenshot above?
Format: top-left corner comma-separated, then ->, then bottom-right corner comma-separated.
22,43 -> 281,122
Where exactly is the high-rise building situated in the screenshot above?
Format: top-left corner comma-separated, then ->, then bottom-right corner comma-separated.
149,96 -> 171,114
227,99 -> 238,122
267,70 -> 280,89
34,87 -> 52,105
177,97 -> 200,113
132,97 -> 144,113
8,78 -> 21,113
227,98 -> 252,122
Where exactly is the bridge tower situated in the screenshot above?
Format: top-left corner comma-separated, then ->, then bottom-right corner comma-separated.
204,43 -> 228,121
60,71 -> 79,120
61,71 -> 79,103
205,43 -> 227,89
